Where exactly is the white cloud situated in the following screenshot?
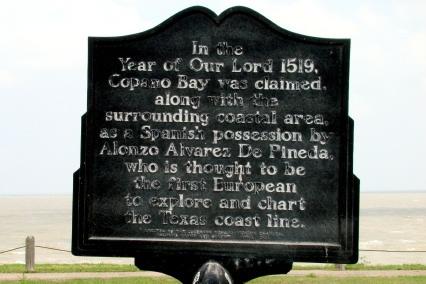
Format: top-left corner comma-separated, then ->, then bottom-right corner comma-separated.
0,1 -> 153,71
1,0 -> 426,194
0,69 -> 21,88
409,33 -> 426,69
223,0 -> 361,38
358,5 -> 387,32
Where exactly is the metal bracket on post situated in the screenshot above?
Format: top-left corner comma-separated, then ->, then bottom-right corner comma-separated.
193,261 -> 233,284
135,254 -> 293,284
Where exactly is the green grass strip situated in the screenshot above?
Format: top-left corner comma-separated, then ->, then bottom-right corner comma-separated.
0,263 -> 425,273
0,277 -> 179,284
293,263 -> 426,270
248,276 -> 426,284
0,264 -> 139,273
0,276 -> 425,284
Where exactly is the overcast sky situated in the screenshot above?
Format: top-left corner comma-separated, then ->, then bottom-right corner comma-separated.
1,0 -> 425,195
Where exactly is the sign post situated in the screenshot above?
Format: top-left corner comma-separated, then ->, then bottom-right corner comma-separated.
73,6 -> 359,283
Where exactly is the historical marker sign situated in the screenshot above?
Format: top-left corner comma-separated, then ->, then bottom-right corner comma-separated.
73,6 -> 359,282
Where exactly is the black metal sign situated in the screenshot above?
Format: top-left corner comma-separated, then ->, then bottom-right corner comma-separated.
73,6 -> 359,282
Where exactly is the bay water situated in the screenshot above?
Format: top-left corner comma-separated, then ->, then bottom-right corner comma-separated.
0,193 -> 425,265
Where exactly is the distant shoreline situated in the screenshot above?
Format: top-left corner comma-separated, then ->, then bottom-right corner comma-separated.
1,194 -> 425,265
1,191 -> 426,197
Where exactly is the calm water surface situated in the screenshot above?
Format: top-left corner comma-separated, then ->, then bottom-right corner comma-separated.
0,193 -> 425,264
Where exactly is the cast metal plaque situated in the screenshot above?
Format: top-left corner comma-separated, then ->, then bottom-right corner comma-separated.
73,6 -> 359,269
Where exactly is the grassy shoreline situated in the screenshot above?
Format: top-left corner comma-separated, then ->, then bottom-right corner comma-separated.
0,263 -> 425,273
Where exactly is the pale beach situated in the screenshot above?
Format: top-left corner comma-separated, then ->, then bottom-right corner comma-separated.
0,193 -> 425,265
